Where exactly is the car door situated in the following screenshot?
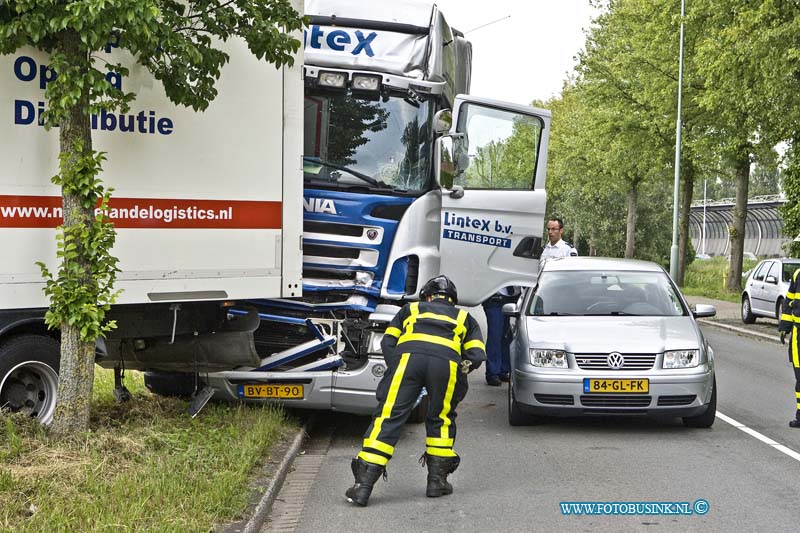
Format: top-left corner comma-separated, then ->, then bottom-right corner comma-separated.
760,261 -> 781,317
749,260 -> 771,315
437,96 -> 550,306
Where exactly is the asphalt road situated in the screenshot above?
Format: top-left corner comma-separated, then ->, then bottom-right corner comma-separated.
266,325 -> 800,532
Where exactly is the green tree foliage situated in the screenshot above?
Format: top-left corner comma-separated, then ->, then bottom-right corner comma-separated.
0,0 -> 303,437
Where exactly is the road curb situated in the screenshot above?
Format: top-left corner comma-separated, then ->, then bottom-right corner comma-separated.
241,419 -> 311,533
697,318 -> 781,344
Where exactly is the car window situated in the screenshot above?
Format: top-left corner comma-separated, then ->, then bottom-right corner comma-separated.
784,263 -> 800,283
753,262 -> 769,282
764,262 -> 779,283
527,270 -> 686,317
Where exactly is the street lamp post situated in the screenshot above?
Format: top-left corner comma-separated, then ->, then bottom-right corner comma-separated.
669,0 -> 686,280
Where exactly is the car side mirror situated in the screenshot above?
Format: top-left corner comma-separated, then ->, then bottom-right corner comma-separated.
692,304 -> 716,318
502,303 -> 519,316
765,275 -> 778,284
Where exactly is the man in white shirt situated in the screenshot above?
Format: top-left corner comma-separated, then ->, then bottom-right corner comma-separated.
540,217 -> 578,260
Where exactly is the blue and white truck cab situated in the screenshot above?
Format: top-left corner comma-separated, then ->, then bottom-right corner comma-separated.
200,0 -> 552,415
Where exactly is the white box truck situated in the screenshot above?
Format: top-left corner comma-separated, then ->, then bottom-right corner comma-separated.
1,0 -> 553,423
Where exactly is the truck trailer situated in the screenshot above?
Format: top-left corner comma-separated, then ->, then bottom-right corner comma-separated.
0,0 -> 551,423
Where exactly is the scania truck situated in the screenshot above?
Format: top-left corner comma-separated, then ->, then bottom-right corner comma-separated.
0,0 -> 551,423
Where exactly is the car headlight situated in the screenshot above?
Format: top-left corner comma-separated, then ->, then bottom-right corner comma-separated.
530,349 -> 568,368
663,349 -> 700,369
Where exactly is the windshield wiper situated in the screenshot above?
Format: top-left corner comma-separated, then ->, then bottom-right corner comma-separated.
303,157 -> 385,188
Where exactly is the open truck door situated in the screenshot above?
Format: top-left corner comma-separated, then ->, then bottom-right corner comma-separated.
435,96 -> 550,306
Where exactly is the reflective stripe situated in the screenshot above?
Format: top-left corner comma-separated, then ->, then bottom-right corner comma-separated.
793,326 -> 799,368
788,292 -> 797,300
436,360 -> 459,440
796,392 -> 800,399
426,436 -> 454,447
402,302 -> 421,332
413,312 -> 461,325
426,446 -> 457,457
368,353 -> 410,443
384,326 -> 401,338
781,313 -> 794,322
397,332 -> 461,353
464,339 -> 486,352
454,310 -> 468,342
363,439 -> 394,456
357,451 -> 389,466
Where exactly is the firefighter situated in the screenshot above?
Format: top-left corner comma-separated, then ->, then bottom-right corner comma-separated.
779,268 -> 800,428
345,275 -> 486,507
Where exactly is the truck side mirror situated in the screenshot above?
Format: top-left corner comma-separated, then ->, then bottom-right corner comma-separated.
502,302 -> 519,316
432,109 -> 452,133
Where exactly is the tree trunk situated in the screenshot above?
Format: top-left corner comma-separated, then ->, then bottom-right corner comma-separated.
50,30 -> 97,438
624,185 -> 638,259
676,160 -> 694,286
726,148 -> 751,293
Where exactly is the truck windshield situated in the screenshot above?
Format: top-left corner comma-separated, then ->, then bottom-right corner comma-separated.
303,90 -> 435,193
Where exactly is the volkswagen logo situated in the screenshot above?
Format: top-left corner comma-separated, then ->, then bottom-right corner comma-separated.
366,229 -> 379,241
607,352 -> 625,369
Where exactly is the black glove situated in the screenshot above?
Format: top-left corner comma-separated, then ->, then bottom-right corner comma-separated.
780,331 -> 787,345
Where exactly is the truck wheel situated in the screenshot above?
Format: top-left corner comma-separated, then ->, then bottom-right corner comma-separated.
143,371 -> 197,398
407,393 -> 429,424
0,335 -> 60,425
683,377 -> 716,428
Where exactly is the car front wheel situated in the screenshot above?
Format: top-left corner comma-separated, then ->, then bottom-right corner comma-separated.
775,297 -> 784,321
682,377 -> 716,428
741,296 -> 756,324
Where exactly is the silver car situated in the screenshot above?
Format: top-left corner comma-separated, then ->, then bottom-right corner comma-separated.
505,257 -> 716,427
741,258 -> 800,323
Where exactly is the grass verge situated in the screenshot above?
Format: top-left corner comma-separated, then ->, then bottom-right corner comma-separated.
0,368 -> 298,532
681,256 -> 757,302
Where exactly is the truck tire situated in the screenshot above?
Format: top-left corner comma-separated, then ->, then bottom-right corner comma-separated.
143,371 -> 197,399
0,335 -> 60,425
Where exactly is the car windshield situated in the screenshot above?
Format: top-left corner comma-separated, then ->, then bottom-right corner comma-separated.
527,270 -> 687,317
303,89 -> 435,193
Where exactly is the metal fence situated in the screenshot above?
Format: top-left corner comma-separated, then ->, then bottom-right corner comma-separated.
689,196 -> 791,258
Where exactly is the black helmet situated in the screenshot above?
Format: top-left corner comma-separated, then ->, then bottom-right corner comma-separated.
419,275 -> 458,303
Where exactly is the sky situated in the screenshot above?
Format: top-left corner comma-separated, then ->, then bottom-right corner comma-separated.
433,0 -> 601,106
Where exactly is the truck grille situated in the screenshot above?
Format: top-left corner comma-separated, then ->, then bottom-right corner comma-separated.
574,353 -> 656,370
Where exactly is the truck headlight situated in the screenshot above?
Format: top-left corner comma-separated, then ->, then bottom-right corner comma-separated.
367,331 -> 384,355
530,349 -> 568,368
663,349 -> 700,368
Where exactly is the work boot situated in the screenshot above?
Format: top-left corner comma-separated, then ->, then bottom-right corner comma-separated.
486,375 -> 501,386
422,454 -> 460,497
790,420 -> 800,429
345,457 -> 385,507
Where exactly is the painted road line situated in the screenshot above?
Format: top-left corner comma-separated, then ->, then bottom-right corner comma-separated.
717,412 -> 800,462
